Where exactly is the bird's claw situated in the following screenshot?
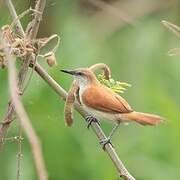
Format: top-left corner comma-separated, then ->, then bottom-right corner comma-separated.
85,115 -> 101,129
99,137 -> 113,150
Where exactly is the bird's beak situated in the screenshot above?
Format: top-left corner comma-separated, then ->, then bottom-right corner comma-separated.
60,69 -> 76,75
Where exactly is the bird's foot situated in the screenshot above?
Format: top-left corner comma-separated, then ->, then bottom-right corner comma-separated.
85,115 -> 101,129
99,137 -> 113,150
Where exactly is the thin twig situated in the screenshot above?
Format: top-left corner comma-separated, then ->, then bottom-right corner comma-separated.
0,100 -> 15,148
5,0 -> 25,37
33,62 -> 135,180
1,34 -> 48,180
26,0 -> 46,39
16,125 -> 22,180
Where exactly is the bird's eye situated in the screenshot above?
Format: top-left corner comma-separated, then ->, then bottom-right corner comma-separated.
76,72 -> 83,76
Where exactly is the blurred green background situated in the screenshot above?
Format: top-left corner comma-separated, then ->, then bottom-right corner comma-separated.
1,0 -> 180,179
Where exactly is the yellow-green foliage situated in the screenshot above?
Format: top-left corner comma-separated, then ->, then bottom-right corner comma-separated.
98,73 -> 131,94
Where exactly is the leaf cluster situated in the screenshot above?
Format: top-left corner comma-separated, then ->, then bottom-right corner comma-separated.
98,73 -> 131,94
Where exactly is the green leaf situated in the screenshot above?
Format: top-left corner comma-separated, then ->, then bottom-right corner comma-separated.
97,73 -> 131,94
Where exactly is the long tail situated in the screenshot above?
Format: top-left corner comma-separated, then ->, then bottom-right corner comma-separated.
121,111 -> 164,125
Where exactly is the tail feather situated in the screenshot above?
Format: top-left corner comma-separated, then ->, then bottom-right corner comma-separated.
122,111 -> 164,126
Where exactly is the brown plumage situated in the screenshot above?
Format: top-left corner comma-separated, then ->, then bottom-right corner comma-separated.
82,85 -> 132,114
62,67 -> 164,126
82,84 -> 163,125
121,112 -> 163,125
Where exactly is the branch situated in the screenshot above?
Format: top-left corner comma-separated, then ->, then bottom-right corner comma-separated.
33,63 -> 135,180
1,0 -> 135,179
0,34 -> 47,180
1,0 -> 48,179
26,0 -> 46,39
5,0 -> 25,37
0,0 -> 27,149
0,0 -> 46,148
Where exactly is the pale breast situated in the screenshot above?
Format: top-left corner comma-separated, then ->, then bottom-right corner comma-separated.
78,84 -> 88,105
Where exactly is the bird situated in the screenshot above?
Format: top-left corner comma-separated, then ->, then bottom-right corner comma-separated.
61,68 -> 164,147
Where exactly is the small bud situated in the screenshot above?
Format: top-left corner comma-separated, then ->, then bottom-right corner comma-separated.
44,52 -> 57,67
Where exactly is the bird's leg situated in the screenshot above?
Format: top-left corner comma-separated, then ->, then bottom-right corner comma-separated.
100,122 -> 120,150
85,115 -> 101,129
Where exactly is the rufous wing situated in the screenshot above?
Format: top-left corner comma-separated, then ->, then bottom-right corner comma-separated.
82,85 -> 133,113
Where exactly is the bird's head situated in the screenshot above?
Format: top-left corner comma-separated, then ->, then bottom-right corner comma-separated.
61,68 -> 98,87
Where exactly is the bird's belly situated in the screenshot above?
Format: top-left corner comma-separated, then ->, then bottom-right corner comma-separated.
82,105 -> 120,123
